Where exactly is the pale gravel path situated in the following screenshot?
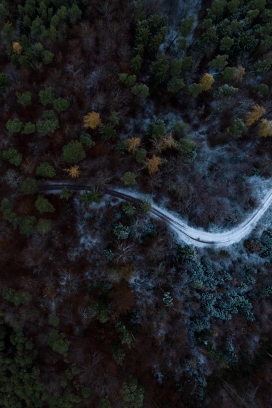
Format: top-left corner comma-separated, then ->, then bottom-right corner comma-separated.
39,183 -> 272,248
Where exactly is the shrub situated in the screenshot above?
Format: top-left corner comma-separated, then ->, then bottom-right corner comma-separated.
20,177 -> 39,194
16,91 -> 31,107
6,118 -> 23,134
1,148 -> 22,166
121,172 -> 137,185
62,140 -> 86,164
35,195 -> 55,213
36,162 -> 56,178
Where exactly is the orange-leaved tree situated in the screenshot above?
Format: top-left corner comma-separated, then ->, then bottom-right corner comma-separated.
233,65 -> 245,82
145,155 -> 162,174
258,119 -> 272,137
83,111 -> 102,129
245,104 -> 266,126
160,132 -> 178,150
127,137 -> 140,154
200,73 -> 214,90
63,165 -> 82,178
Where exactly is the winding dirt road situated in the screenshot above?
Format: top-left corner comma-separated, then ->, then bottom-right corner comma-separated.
38,183 -> 272,248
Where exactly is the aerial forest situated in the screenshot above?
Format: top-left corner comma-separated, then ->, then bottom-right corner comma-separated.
0,0 -> 272,406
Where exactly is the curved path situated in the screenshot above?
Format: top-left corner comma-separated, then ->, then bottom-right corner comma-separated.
38,183 -> 272,248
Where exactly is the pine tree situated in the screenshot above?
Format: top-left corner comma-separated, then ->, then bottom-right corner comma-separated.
121,172 -> 137,185
245,105 -> 266,126
36,163 -> 56,178
258,119 -> 272,137
62,140 -> 86,164
35,195 -> 55,213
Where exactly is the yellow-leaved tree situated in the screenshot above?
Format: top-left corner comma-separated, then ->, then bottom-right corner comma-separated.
83,111 -> 102,129
245,104 -> 266,126
200,73 -> 214,90
12,42 -> 22,55
145,155 -> 162,174
63,165 -> 82,178
258,119 -> 272,137
127,137 -> 140,154
233,65 -> 245,82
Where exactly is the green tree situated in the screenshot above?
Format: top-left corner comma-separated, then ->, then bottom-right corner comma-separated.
214,84 -> 238,97
135,148 -> 146,163
36,110 -> 59,136
6,118 -> 23,134
22,122 -> 35,134
99,124 -> 116,141
181,56 -> 193,71
254,83 -> 269,95
31,17 -> 45,38
16,91 -> 32,107
35,195 -> 55,213
121,172 -> 137,185
100,397 -> 112,408
167,78 -> 185,94
227,118 -> 247,138
122,201 -> 136,215
207,0 -> 227,19
53,97 -> 70,113
42,50 -> 54,64
188,83 -> 202,98
39,87 -> 54,106
80,132 -> 95,147
151,53 -> 169,84
130,54 -> 142,75
139,199 -> 152,213
60,187 -> 73,200
36,218 -> 52,233
36,162 -> 56,178
221,67 -> 235,83
112,223 -> 130,239
220,36 -> 234,51
116,140 -> 128,155
119,73 -> 137,87
48,314 -> 59,327
120,376 -> 144,408
62,140 -> 86,164
180,17 -> 194,36
108,111 -> 120,126
20,177 -> 39,194
208,54 -> 228,70
18,215 -> 36,234
131,83 -> 149,99
1,148 -> 22,166
47,329 -> 70,357
149,119 -> 166,140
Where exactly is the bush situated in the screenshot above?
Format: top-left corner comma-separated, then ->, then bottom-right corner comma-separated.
20,178 -> 39,194
1,148 -> 22,166
62,140 -> 86,164
35,195 -> 55,213
121,172 -> 137,186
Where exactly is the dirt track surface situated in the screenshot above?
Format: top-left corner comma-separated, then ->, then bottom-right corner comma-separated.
37,183 -> 272,248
